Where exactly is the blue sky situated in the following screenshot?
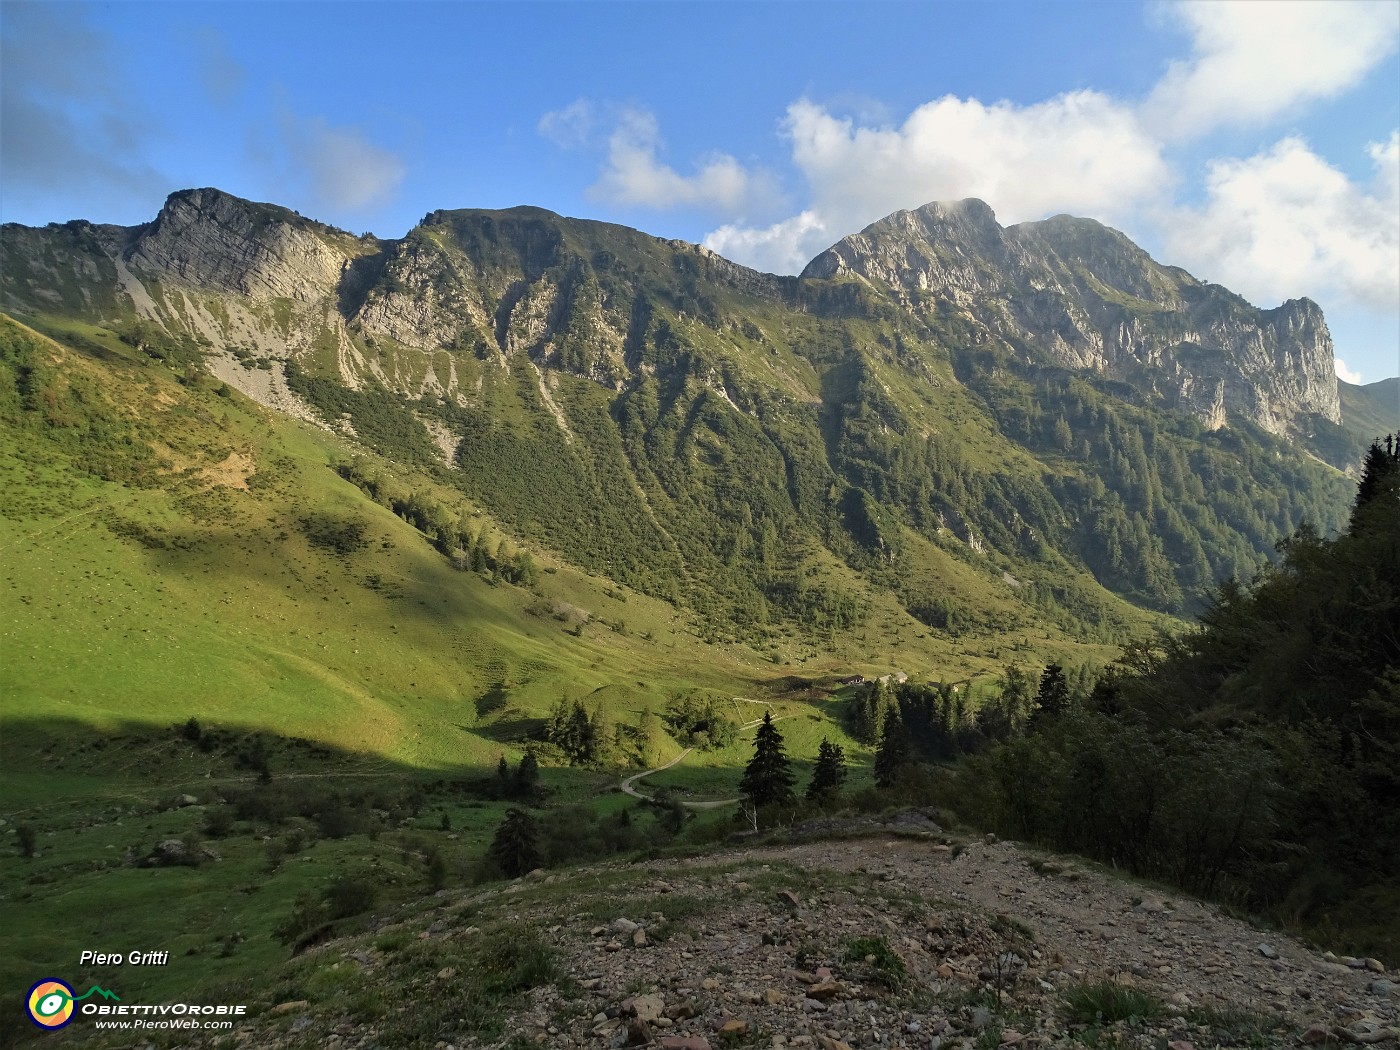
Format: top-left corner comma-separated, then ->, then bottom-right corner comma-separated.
2,1 -> 1397,383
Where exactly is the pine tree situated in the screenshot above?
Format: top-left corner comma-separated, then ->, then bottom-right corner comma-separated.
1032,663 -> 1070,725
513,750 -> 539,798
738,711 -> 795,808
805,738 -> 847,802
874,712 -> 910,789
1351,435 -> 1399,532
495,755 -> 511,793
487,808 -> 540,878
638,707 -> 661,763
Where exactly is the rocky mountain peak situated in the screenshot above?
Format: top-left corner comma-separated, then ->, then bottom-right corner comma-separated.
799,198 -> 1342,437
800,197 -> 1004,284
127,188 -> 352,303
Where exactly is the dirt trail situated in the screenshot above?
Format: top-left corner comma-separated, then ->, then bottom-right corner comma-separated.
620,748 -> 736,810
618,713 -> 793,810
525,833 -> 1400,1048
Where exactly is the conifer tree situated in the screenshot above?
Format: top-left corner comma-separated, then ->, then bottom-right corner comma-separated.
513,750 -> 539,797
488,808 -> 540,878
874,713 -> 910,788
805,737 -> 847,802
1032,663 -> 1070,725
1351,435 -> 1399,532
738,711 -> 795,808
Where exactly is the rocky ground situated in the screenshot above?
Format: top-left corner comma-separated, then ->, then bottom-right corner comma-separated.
199,824 -> 1398,1050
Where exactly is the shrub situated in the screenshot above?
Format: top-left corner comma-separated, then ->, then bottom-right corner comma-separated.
203,807 -> 235,838
324,875 -> 378,919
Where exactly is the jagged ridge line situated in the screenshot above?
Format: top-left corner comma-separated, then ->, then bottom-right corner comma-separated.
72,985 -> 121,1002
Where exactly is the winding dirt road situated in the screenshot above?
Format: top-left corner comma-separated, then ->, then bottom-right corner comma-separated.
618,712 -> 792,810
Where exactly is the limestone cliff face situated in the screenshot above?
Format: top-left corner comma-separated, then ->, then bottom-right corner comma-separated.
126,189 -> 351,304
803,200 -> 1342,436
0,189 -> 1345,442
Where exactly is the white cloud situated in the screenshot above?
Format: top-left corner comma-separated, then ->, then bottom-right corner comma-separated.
587,108 -> 781,218
280,113 -> 405,212
789,92 -> 1169,227
1335,357 -> 1366,384
1161,134 -> 1400,311
708,92 -> 1170,273
704,211 -> 831,276
703,2 -> 1400,290
538,98 -> 595,150
539,0 -> 1400,349
1142,0 -> 1399,140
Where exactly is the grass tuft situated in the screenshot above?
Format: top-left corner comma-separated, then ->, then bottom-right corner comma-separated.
1061,981 -> 1166,1026
844,934 -> 911,991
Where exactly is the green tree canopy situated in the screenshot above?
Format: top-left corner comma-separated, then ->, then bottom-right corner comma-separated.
874,714 -> 911,788
739,711 -> 795,808
488,807 -> 541,878
1032,662 -> 1070,724
806,737 -> 847,802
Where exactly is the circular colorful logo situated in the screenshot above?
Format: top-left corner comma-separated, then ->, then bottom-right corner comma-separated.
27,979 -> 76,1030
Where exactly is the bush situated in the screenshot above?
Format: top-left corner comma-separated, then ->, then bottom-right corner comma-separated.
203,807 -> 235,838
474,928 -> 557,996
324,875 -> 377,919
664,692 -> 738,750
274,875 -> 378,949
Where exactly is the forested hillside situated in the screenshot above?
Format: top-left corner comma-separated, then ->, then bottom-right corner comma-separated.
925,439 -> 1400,957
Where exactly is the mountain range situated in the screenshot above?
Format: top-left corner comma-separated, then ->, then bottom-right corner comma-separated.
1,189 -> 1393,656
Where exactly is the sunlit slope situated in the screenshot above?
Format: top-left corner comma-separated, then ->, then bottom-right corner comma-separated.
0,315 -> 779,769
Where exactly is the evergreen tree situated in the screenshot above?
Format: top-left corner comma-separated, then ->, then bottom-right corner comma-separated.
805,737 -> 847,802
495,755 -> 511,792
570,701 -> 597,762
513,750 -> 539,797
1351,435 -> 1399,532
1032,663 -> 1070,725
487,808 -> 540,878
874,713 -> 911,788
980,665 -> 1034,742
638,707 -> 661,762
738,711 -> 795,808
547,698 -> 602,764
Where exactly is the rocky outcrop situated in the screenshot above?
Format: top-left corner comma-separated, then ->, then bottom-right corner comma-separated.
127,188 -> 352,304
803,199 -> 1342,437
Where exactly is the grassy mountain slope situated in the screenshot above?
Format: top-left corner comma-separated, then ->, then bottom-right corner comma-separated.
1340,376 -> 1400,446
0,312 -> 825,768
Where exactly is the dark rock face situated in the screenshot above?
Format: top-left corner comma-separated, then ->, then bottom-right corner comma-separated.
803,200 -> 1341,436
